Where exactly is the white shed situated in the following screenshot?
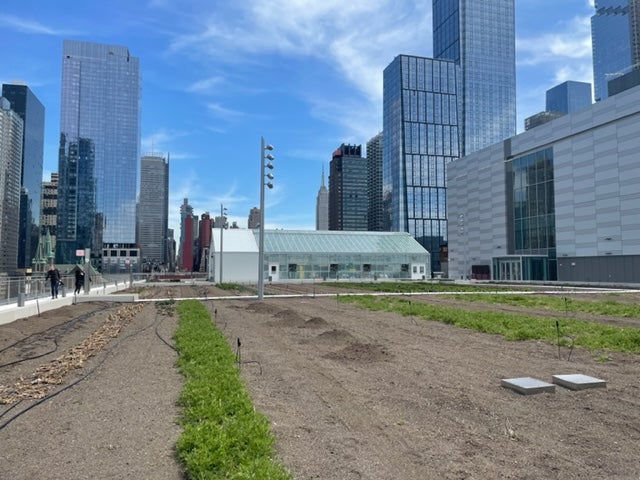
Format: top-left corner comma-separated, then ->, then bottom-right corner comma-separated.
208,228 -> 258,283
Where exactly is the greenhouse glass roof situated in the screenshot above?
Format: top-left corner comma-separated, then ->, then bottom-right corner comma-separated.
255,230 -> 429,255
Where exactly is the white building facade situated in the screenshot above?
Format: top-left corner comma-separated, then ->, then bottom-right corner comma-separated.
448,84 -> 640,283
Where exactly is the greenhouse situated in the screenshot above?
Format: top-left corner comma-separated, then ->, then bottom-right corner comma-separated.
208,229 -> 431,283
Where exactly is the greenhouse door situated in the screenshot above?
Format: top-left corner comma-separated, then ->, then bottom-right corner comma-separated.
268,263 -> 279,282
411,263 -> 426,280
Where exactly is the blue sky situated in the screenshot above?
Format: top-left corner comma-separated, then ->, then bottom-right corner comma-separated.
1,0 -> 595,236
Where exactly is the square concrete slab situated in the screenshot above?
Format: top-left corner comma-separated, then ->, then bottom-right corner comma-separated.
552,374 -> 607,391
501,377 -> 556,395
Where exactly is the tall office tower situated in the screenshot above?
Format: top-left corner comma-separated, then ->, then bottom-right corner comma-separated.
57,136 -> 97,262
196,212 -> 212,272
591,1 -> 631,101
366,133 -> 383,232
40,173 -> 58,250
166,228 -> 176,272
546,81 -> 592,114
179,198 -> 194,271
2,84 -> 44,270
248,207 -> 260,229
57,40 -> 140,263
138,154 -> 169,269
315,167 -> 329,231
0,98 -> 24,274
383,55 -> 461,272
328,144 -> 368,231
433,0 -> 516,155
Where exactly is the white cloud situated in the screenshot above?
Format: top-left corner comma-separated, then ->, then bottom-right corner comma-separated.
0,13 -> 75,35
167,0 -> 431,136
207,102 -> 246,120
141,129 -> 193,157
187,76 -> 226,93
517,14 -> 592,66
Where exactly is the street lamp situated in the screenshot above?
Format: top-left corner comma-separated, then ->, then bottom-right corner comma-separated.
220,204 -> 227,283
258,136 -> 274,300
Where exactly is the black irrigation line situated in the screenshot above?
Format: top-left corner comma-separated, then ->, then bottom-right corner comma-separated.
0,303 -> 112,369
154,312 -> 177,352
0,307 -> 176,431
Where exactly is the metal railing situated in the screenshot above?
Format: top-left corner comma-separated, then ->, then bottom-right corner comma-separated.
0,272 -> 136,306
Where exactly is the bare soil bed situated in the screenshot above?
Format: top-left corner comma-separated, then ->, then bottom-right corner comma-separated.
1,285 -> 639,479
0,302 -> 183,480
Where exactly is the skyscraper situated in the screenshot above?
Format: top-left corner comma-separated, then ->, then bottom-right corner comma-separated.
546,81 -> 592,114
2,83 -> 44,270
248,207 -> 261,229
366,133 -> 383,232
196,212 -> 212,272
328,144 -> 368,231
0,98 -> 24,274
432,0 -> 516,155
383,55 -> 461,272
591,1 -> 631,101
315,167 -> 329,231
138,154 -> 169,269
630,0 -> 640,67
40,173 -> 58,251
57,40 -> 140,263
179,198 -> 194,271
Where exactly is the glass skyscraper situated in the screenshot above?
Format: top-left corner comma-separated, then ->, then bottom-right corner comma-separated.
57,40 -> 140,264
1,83 -> 44,270
432,0 -> 516,155
546,81 -> 592,114
138,155 -> 169,267
383,55 -> 461,271
591,0 -> 631,101
366,132 -> 384,232
328,144 -> 369,231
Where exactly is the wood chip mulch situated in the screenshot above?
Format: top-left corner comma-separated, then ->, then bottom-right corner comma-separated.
0,304 -> 144,405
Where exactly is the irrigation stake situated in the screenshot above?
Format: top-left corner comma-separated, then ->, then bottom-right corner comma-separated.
236,337 -> 242,369
556,319 -> 561,360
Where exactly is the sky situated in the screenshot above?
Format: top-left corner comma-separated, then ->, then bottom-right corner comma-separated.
1,0 -> 596,237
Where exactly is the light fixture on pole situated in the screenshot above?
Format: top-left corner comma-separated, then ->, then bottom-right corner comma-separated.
258,136 -> 274,300
219,204 -> 227,283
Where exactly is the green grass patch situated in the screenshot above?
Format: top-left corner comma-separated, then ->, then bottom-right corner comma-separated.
450,293 -> 640,318
322,281 -> 523,293
174,300 -> 291,480
217,282 -> 253,293
340,295 -> 640,353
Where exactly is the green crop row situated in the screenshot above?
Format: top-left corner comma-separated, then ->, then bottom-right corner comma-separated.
449,293 -> 640,318
174,299 -> 291,480
324,281 -> 527,293
217,282 -> 254,293
340,295 -> 640,353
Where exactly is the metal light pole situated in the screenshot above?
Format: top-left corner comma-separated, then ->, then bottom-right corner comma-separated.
219,204 -> 227,283
258,136 -> 274,300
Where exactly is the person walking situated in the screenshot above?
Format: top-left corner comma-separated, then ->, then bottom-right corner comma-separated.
45,264 -> 61,299
74,269 -> 84,295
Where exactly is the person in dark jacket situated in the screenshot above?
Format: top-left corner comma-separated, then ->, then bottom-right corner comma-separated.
74,269 -> 85,294
45,265 -> 61,299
